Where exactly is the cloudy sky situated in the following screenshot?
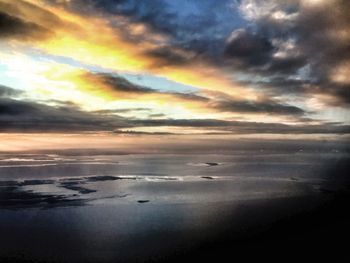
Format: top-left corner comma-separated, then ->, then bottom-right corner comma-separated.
0,0 -> 349,143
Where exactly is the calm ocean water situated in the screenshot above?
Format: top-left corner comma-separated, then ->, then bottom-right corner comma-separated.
0,150 -> 349,262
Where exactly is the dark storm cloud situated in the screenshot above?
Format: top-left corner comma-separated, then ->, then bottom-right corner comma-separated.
211,99 -> 305,116
0,85 -> 23,98
227,0 -> 350,106
237,77 -> 310,95
265,55 -> 306,75
326,85 -> 350,105
224,29 -> 274,66
0,98 -> 129,131
94,73 -> 155,94
0,11 -> 52,40
223,28 -> 307,75
90,72 -> 209,102
130,118 -> 350,135
145,46 -> 194,66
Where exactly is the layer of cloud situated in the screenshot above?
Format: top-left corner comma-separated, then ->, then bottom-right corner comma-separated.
0,85 -> 23,98
51,0 -> 350,107
0,97 -> 129,131
0,0 -> 349,136
228,0 -> 350,106
0,10 -> 51,40
209,98 -> 305,116
87,72 -> 306,116
0,94 -> 346,134
224,29 -> 274,67
69,0 -> 349,108
128,118 -> 350,135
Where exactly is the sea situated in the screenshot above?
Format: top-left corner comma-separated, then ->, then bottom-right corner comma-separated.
0,146 -> 349,262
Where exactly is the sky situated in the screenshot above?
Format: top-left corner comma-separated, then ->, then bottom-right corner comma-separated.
0,0 -> 350,149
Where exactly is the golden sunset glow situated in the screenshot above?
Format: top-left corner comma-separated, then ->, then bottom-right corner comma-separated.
0,0 -> 349,137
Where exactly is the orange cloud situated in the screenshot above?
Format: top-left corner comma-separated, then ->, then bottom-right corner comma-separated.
0,0 -> 257,101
